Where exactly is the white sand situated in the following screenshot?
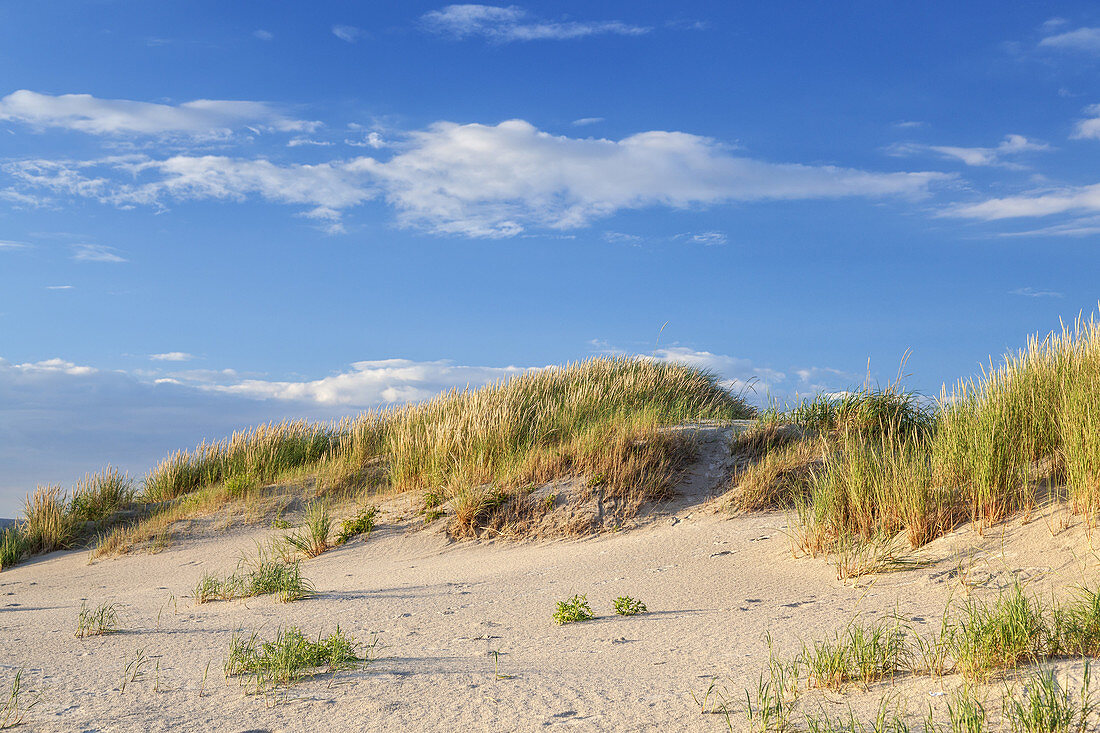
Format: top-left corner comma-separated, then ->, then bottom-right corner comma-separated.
2,433 -> 1098,731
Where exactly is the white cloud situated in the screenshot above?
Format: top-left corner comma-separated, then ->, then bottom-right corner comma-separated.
72,243 -> 127,263
893,120 -> 926,129
0,90 -> 318,137
1010,287 -> 1063,298
422,4 -> 650,42
5,119 -> 949,237
602,231 -> 642,245
0,240 -> 29,249
209,358 -> 527,405
689,231 -> 727,246
360,120 -> 949,237
253,29 -> 274,41
149,352 -> 195,362
332,25 -> 365,43
345,131 -> 386,148
1071,104 -> 1100,140
45,285 -> 73,290
572,117 -> 604,126
5,356 -> 96,376
1039,26 -> 1100,52
287,136 -> 333,147
947,183 -> 1100,221
887,134 -> 1049,168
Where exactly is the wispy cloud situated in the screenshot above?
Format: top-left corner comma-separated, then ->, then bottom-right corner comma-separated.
45,285 -> 73,290
0,240 -> 29,249
947,183 -> 1100,221
687,231 -> 727,246
421,4 -> 650,42
1039,25 -> 1100,53
72,243 -> 127,262
887,134 -> 1048,168
0,90 -> 318,137
602,231 -> 642,246
149,352 -> 195,362
572,117 -> 604,126
253,29 -> 274,41
5,120 -> 949,238
332,25 -> 365,43
1010,286 -> 1063,298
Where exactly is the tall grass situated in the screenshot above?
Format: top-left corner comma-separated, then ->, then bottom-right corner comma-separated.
748,314 -> 1100,554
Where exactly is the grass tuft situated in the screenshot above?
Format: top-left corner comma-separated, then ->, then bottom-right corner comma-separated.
334,505 -> 377,545
75,601 -> 120,638
224,626 -> 367,698
612,596 -> 647,616
282,501 -> 331,558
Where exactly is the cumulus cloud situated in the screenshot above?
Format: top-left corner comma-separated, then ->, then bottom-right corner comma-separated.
0,90 -> 318,137
887,134 -> 1048,168
72,243 -> 126,262
4,119 -> 948,237
149,352 -> 195,362
1071,104 -> 1100,140
360,120 -> 949,237
421,4 -> 649,42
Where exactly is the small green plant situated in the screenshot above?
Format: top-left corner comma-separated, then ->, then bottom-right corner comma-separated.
76,601 -> 120,638
801,617 -> 909,690
282,501 -> 331,558
489,650 -> 514,680
0,669 -> 39,729
612,596 -> 647,616
224,626 -> 366,698
335,506 -> 377,545
1003,664 -> 1095,733
553,594 -> 595,625
744,638 -> 800,732
119,649 -> 149,694
224,472 -> 258,500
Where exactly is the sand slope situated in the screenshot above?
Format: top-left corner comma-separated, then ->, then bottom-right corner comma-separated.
2,430 -> 1099,731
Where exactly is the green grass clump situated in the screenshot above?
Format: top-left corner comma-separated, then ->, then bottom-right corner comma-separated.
334,505 -> 377,545
224,626 -> 365,696
194,547 -> 314,604
282,501 -> 331,558
223,472 -> 259,500
612,596 -> 647,616
777,382 -> 934,441
75,601 -> 120,638
801,618 -> 909,690
1003,665 -> 1095,733
953,584 -> 1046,682
553,594 -> 596,625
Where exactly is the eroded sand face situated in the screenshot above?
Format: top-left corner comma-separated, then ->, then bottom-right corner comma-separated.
2,439 -> 1098,731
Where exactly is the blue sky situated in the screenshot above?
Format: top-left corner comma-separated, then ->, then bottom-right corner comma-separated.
1,2 -> 1098,514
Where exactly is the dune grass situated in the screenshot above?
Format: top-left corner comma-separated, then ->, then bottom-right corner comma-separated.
75,601 -> 120,638
732,314 -> 1100,558
224,626 -> 367,698
194,546 -> 314,604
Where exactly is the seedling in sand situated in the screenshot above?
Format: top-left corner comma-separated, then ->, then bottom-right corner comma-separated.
193,545 -> 315,604
76,601 -> 120,638
553,594 -> 595,625
0,669 -> 39,729
119,649 -> 149,694
612,596 -> 647,616
489,650 -> 514,680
